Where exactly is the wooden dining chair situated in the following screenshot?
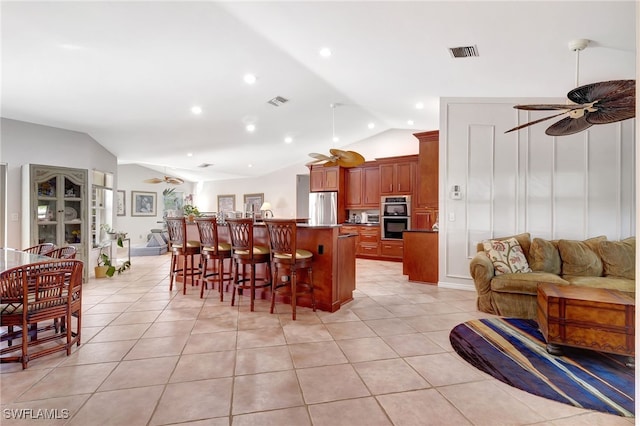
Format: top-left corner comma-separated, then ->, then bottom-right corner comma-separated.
226,218 -> 271,312
264,219 -> 316,320
22,243 -> 55,255
195,217 -> 232,300
45,246 -> 77,259
0,259 -> 83,369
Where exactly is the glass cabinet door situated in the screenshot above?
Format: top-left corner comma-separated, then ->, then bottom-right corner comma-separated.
31,165 -> 87,250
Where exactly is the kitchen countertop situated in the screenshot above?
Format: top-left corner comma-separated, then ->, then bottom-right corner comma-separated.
404,229 -> 439,233
341,222 -> 380,226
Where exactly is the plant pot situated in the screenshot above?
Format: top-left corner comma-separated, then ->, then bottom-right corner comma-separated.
95,265 -> 109,278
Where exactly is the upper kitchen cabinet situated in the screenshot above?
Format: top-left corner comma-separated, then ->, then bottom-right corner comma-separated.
414,130 -> 439,208
345,164 -> 380,208
310,165 -> 342,192
379,155 -> 418,195
22,164 -> 88,266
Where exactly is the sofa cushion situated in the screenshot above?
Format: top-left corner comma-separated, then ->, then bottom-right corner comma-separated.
598,237 -> 635,280
563,275 -> 635,293
529,238 -> 561,274
476,233 -> 531,259
483,237 -> 532,275
557,236 -> 606,277
491,272 -> 569,295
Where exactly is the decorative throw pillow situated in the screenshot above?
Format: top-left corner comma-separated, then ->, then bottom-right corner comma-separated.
598,237 -> 635,280
557,236 -> 606,277
483,237 -> 532,275
529,238 -> 561,274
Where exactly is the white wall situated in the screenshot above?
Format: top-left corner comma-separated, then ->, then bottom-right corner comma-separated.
1,118 -> 117,251
197,129 -> 420,216
115,164 -> 195,244
440,98 -> 636,290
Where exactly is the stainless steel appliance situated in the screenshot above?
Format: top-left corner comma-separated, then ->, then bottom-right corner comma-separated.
309,192 -> 338,226
381,196 -> 410,239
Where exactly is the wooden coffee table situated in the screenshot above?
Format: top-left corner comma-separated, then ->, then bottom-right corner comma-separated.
537,282 -> 635,367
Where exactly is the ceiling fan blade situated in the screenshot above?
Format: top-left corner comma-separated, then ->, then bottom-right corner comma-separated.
143,178 -> 163,184
586,106 -> 636,125
513,104 -> 577,111
545,116 -> 593,136
567,79 -> 635,104
165,177 -> 184,185
309,152 -> 331,161
330,149 -> 365,168
504,111 -> 568,134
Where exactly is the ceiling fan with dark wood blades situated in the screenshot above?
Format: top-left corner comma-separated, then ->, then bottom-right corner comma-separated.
505,79 -> 636,136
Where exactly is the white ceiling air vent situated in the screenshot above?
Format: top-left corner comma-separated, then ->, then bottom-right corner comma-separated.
267,96 -> 289,107
197,163 -> 213,168
449,45 -> 479,58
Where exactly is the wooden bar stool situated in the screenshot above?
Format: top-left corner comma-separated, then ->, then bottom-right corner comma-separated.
264,219 -> 316,320
195,217 -> 232,300
166,217 -> 201,294
226,218 -> 271,312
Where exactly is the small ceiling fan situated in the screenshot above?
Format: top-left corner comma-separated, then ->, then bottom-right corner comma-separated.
143,175 -> 184,185
505,39 -> 636,136
307,103 -> 366,168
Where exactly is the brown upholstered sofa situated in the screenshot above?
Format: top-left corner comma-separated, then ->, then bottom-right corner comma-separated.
469,233 -> 635,319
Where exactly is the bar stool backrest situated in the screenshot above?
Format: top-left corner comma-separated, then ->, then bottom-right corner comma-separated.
166,217 -> 186,247
23,243 -> 56,255
195,217 -> 222,255
264,219 -> 298,262
226,218 -> 256,258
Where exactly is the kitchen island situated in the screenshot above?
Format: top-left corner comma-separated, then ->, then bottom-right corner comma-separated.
186,222 -> 356,312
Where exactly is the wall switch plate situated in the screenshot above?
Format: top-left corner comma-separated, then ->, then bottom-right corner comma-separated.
11,213 -> 19,221
448,212 -> 455,221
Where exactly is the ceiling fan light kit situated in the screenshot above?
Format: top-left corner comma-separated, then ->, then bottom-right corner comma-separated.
505,39 -> 635,136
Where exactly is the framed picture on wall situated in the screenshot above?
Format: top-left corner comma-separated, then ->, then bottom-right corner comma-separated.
217,194 -> 235,214
116,190 -> 126,216
131,191 -> 157,216
243,193 -> 264,215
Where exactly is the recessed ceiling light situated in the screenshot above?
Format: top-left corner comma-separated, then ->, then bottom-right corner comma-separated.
415,102 -> 424,110
284,136 -> 293,144
246,124 -> 256,132
407,120 -> 414,125
332,136 -> 339,143
244,73 -> 257,85
319,47 -> 332,57
187,152 -> 193,157
191,106 -> 202,115
367,122 -> 375,129
248,164 -> 253,168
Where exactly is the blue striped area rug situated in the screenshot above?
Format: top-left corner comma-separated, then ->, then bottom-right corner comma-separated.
449,317 -> 634,417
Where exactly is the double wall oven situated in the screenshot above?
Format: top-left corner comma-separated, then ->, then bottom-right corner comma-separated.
381,195 -> 410,239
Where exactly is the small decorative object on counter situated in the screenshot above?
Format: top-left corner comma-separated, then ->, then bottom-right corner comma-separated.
432,214 -> 439,231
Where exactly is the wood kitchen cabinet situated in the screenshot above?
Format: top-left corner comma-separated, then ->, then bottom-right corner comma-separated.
414,130 -> 439,208
310,165 -> 340,192
345,165 -> 380,208
379,156 -> 417,195
380,240 -> 403,259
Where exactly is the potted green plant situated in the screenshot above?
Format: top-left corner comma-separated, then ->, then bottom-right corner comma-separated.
183,204 -> 201,223
95,241 -> 131,278
100,224 -> 127,245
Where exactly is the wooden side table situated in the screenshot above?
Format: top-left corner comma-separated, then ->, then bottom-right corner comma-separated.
537,282 -> 635,367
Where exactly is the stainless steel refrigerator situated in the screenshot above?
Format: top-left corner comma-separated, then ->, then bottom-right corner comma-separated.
308,192 -> 338,226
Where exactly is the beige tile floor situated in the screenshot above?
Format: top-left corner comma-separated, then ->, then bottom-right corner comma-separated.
1,255 -> 634,425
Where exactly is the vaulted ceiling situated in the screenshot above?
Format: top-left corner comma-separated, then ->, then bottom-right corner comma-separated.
1,1 -> 635,182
